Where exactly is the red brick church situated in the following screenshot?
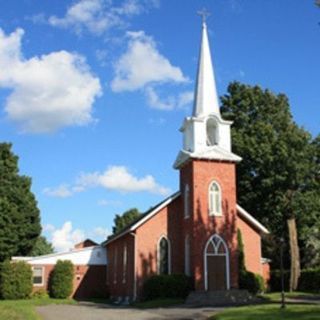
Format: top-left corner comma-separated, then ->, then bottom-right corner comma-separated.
103,20 -> 269,301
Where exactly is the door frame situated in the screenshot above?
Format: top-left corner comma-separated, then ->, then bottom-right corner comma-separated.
204,234 -> 230,291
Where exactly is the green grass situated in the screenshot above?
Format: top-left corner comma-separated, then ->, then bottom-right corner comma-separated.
132,298 -> 184,308
261,292 -> 320,302
210,304 -> 320,320
0,297 -> 76,320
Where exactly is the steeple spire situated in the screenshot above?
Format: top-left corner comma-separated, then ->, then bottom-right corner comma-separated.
193,15 -> 220,117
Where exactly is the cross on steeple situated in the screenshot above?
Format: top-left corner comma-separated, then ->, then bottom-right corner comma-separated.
197,8 -> 211,24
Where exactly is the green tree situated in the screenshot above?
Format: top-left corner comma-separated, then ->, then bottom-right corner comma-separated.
0,143 -> 41,261
30,236 -> 54,256
221,82 -> 319,272
112,208 -> 141,234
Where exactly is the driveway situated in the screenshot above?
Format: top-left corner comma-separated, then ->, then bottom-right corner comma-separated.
37,302 -> 223,320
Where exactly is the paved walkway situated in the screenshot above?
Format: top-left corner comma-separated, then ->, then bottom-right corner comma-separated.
37,303 -> 222,320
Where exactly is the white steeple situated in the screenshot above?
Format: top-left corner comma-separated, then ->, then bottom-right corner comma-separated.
174,15 -> 241,169
193,21 -> 220,117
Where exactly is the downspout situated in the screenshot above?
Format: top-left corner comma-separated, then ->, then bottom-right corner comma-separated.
130,232 -> 137,301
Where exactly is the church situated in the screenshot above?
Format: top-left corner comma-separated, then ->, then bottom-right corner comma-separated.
103,20 -> 270,301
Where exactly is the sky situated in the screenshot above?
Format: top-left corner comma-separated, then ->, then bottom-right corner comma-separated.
0,0 -> 319,252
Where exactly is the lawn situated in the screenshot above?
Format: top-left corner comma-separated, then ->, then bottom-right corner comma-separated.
210,304 -> 320,320
0,297 -> 76,320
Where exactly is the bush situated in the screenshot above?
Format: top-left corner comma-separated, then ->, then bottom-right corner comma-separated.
32,288 -> 49,299
49,260 -> 74,299
239,270 -> 265,295
0,260 -> 32,299
298,268 -> 320,292
143,274 -> 193,300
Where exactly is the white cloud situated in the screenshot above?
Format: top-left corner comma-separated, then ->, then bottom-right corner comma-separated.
43,165 -> 170,197
48,0 -> 158,36
97,199 -> 123,207
92,227 -> 110,239
145,87 -> 175,110
111,31 -> 187,92
145,87 -> 193,111
76,165 -> 170,195
177,91 -> 194,108
0,28 -> 102,133
43,222 -> 111,252
43,184 -> 73,198
51,221 -> 85,252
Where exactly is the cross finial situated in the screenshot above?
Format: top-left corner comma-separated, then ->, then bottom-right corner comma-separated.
197,8 -> 211,24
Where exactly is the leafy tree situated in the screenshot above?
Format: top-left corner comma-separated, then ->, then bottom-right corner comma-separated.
112,208 -> 141,234
221,82 -> 319,274
30,236 -> 54,256
0,143 -> 41,261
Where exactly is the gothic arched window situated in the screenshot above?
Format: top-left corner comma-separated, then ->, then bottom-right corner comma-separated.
158,237 -> 170,275
206,118 -> 218,146
209,181 -> 222,216
184,184 -> 190,219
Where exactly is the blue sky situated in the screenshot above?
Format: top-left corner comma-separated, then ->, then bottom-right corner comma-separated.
0,0 -> 319,251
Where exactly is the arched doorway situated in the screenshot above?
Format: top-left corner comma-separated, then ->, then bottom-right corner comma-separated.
204,234 -> 230,291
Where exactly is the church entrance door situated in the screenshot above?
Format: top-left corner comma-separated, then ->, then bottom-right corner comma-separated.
204,234 -> 230,291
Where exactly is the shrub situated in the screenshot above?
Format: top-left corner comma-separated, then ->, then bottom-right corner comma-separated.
239,270 -> 265,295
0,260 -> 32,299
32,288 -> 49,299
143,274 -> 193,300
49,260 -> 74,299
298,268 -> 320,292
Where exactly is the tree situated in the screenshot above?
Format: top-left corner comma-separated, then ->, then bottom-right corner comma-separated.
30,236 -> 54,256
0,143 -> 41,261
220,82 -> 319,284
112,208 -> 141,234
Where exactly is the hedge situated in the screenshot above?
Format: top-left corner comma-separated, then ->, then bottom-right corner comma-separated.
49,260 -> 74,299
269,268 -> 320,292
143,274 -> 193,300
0,260 -> 33,299
239,270 -> 265,294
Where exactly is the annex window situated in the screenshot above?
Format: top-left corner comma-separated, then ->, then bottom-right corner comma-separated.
32,267 -> 44,286
206,118 -> 218,146
184,184 -> 190,219
184,235 -> 191,276
209,181 -> 222,216
122,244 -> 127,284
158,237 -> 170,275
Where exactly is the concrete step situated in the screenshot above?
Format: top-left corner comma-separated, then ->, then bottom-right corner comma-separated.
185,290 -> 254,307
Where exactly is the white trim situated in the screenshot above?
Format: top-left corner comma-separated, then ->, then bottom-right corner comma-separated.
184,184 -> 190,219
105,192 -> 180,245
204,234 -> 230,291
157,235 -> 171,275
237,204 -> 269,234
208,181 -> 222,216
32,266 -> 44,287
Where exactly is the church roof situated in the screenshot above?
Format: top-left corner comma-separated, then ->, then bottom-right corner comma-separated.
102,191 -> 181,246
193,21 -> 220,117
174,146 -> 242,169
237,204 -> 269,234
